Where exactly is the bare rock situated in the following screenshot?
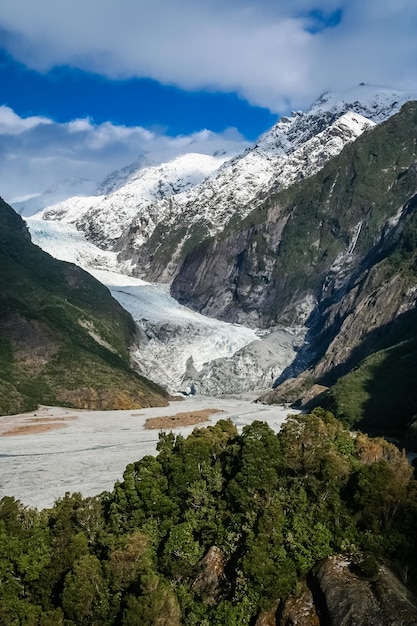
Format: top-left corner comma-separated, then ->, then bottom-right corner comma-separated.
255,601 -> 280,626
312,555 -> 417,626
191,546 -> 225,603
277,581 -> 320,626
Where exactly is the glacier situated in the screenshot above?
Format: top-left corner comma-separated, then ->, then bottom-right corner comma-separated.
28,218 -> 302,395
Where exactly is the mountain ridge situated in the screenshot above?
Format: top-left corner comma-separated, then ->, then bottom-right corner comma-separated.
26,85 -> 417,284
17,85 -> 417,435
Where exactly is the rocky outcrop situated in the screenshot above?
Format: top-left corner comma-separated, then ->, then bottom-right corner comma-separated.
277,581 -> 319,626
254,602 -> 281,626
311,556 -> 417,626
252,556 -> 417,626
191,546 -> 225,604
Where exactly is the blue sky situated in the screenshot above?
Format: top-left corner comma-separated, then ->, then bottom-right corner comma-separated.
1,0 -> 417,202
0,52 -> 276,139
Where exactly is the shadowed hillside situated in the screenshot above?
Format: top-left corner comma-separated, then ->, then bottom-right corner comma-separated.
0,198 -> 169,414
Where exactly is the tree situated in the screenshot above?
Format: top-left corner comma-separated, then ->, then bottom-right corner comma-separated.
62,554 -> 109,625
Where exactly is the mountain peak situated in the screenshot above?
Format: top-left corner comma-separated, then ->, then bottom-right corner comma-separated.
307,83 -> 417,121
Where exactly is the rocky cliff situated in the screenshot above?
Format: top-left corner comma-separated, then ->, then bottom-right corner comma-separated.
172,101 -> 417,437
277,556 -> 417,626
173,102 -> 417,321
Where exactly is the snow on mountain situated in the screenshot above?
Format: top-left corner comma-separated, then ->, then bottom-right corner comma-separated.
39,152 -> 229,243
307,84 -> 417,122
32,84 -> 417,284
111,110 -> 375,281
12,178 -> 97,217
97,154 -> 153,195
24,85 -> 417,394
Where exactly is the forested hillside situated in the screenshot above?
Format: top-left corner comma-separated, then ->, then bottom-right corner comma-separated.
1,412 -> 417,624
0,198 -> 169,414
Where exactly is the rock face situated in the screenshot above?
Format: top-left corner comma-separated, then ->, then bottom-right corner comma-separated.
191,546 -> 225,604
171,103 -> 417,436
255,556 -> 417,625
172,102 -> 417,328
310,556 -> 417,626
171,101 -> 417,436
277,581 -> 319,626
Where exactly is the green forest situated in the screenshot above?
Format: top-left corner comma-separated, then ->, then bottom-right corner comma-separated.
1,409 -> 417,625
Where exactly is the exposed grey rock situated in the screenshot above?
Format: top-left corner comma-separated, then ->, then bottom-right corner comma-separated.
312,556 -> 417,626
173,103 -> 417,414
191,546 -> 225,604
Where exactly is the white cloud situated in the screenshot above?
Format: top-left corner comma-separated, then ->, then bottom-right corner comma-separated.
1,0 -> 417,112
0,107 -> 249,203
0,106 -> 52,135
2,0 -> 417,203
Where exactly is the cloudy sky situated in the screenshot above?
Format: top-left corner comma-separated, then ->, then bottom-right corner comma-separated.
1,0 -> 417,203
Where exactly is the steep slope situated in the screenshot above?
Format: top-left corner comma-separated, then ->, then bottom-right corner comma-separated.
0,198 -> 169,415
172,101 -> 417,438
172,102 -> 417,324
33,85 -> 417,283
116,111 -> 373,281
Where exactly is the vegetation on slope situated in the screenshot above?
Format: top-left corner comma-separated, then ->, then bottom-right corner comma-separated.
321,313 -> 417,437
171,101 -> 417,441
1,410 -> 416,624
0,198 -> 169,414
299,188 -> 417,438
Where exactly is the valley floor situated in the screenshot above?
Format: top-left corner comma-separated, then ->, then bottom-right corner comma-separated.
0,395 -> 297,510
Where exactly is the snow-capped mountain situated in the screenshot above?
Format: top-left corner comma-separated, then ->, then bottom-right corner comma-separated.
38,152 -> 230,244
34,85 -> 417,283
97,154 -> 152,195
23,84 -> 417,398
